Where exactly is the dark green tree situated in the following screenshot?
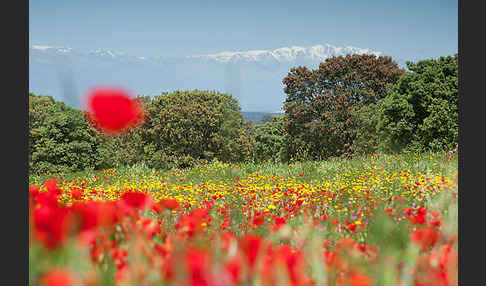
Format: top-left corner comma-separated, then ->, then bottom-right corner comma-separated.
252,115 -> 285,163
376,54 -> 458,153
29,93 -> 106,175
350,103 -> 381,155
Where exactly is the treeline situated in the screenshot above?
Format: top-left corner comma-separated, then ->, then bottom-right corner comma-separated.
29,54 -> 458,175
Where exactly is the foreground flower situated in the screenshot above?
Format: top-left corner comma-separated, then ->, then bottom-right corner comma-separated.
84,87 -> 144,134
39,269 -> 75,286
411,227 -> 442,251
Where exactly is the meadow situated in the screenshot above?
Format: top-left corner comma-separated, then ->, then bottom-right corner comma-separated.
28,54 -> 458,285
29,152 -> 457,286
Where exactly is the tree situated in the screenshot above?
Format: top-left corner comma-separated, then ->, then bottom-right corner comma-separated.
252,115 -> 285,163
376,54 -> 458,153
29,93 -> 106,175
282,54 -> 404,160
140,90 -> 252,169
350,103 -> 380,155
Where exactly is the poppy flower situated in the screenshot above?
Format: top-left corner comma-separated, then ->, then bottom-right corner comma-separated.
411,206 -> 428,224
252,215 -> 265,227
225,257 -> 242,284
411,228 -> 441,251
240,234 -> 263,270
72,201 -> 101,232
33,204 -> 72,250
121,191 -> 152,210
44,179 -> 61,194
39,269 -> 75,286
347,223 -> 357,232
185,248 -> 211,286
273,216 -> 287,228
348,270 -> 373,286
160,199 -> 180,210
151,203 -> 165,214
71,188 -> 83,200
84,87 -> 144,134
29,185 -> 40,197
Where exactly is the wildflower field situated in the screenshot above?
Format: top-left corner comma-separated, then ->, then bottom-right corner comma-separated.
29,153 -> 458,286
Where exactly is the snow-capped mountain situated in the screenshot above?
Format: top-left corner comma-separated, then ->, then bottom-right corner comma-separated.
189,44 -> 381,63
29,43 -> 397,112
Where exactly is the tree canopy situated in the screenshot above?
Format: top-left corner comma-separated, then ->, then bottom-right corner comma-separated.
376,54 -> 458,153
282,54 -> 404,160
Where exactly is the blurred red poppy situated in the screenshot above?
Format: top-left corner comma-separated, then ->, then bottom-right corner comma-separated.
39,269 -> 75,286
84,87 -> 144,134
121,191 -> 152,210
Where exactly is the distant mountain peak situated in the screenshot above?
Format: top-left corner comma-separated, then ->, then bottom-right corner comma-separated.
31,45 -> 72,54
188,43 -> 382,63
87,49 -> 126,58
30,43 -> 383,64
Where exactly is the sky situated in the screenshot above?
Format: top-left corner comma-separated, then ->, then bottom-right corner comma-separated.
29,0 -> 458,61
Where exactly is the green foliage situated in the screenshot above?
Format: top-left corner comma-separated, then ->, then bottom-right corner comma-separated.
29,93 -> 106,175
95,128 -> 146,169
350,103 -> 380,155
251,115 -> 286,163
282,54 -> 404,161
29,54 -> 458,172
377,54 -> 458,153
139,90 -> 252,169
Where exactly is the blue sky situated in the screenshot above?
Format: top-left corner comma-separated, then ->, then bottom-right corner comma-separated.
30,0 -> 457,61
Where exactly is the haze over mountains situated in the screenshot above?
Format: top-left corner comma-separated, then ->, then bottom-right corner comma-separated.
29,43 -> 408,112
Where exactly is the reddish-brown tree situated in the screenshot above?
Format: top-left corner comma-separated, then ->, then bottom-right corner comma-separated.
282,54 -> 404,160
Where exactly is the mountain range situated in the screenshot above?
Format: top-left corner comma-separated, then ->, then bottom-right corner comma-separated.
29,43 -> 408,112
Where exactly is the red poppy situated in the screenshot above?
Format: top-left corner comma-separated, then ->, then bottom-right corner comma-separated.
240,234 -> 263,270
71,188 -> 83,200
347,223 -> 357,232
33,204 -> 72,250
161,198 -> 180,210
84,87 -> 144,134
225,257 -> 242,284
151,203 -> 165,214
411,228 -> 441,251
411,206 -> 427,224
141,218 -> 161,238
273,216 -> 287,227
29,185 -> 40,197
348,270 -> 373,286
39,269 -> 75,286
252,215 -> 265,227
121,191 -> 152,210
336,238 -> 356,250
323,240 -> 332,248
72,201 -> 100,232
185,248 -> 211,286
430,220 -> 442,227
44,178 -> 61,194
